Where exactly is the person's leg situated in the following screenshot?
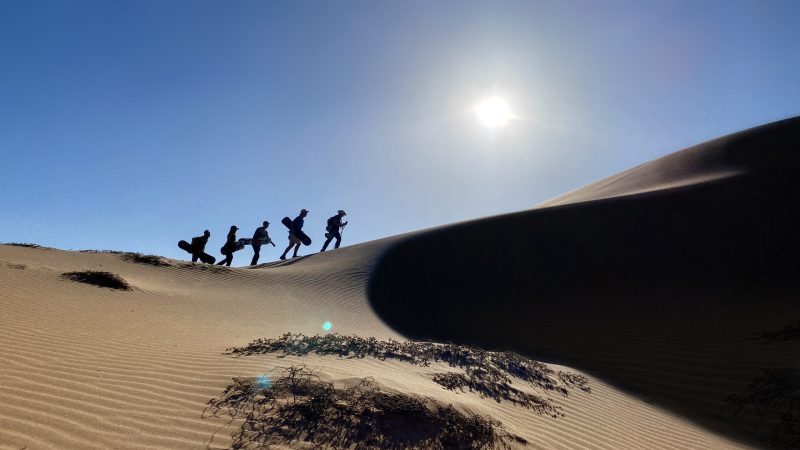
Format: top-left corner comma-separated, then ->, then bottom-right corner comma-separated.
321,234 -> 333,252
333,230 -> 342,249
192,254 -> 199,263
225,251 -> 233,266
281,241 -> 292,260
251,245 -> 260,265
292,243 -> 301,257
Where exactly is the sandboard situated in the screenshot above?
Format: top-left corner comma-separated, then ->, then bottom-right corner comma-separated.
221,240 -> 246,254
238,237 -> 274,246
281,216 -> 312,246
298,232 -> 311,246
178,240 -> 216,264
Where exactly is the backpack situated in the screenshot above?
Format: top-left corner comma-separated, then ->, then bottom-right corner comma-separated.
326,216 -> 337,232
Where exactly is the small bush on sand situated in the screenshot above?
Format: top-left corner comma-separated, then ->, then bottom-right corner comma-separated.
752,321 -> 800,343
432,372 -> 561,415
724,368 -> 800,449
207,365 -> 527,449
120,252 -> 172,267
61,270 -> 131,290
4,243 -> 42,248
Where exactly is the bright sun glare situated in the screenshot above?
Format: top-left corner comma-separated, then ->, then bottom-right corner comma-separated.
475,96 -> 513,128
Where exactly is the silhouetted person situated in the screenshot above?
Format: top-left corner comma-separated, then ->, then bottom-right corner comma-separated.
280,209 -> 308,260
190,230 -> 211,263
321,210 -> 348,252
250,221 -> 274,266
217,225 -> 238,266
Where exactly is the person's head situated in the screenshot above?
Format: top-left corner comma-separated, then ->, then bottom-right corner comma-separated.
203,230 -> 210,237
338,209 -> 347,217
263,221 -> 269,228
230,225 -> 238,233
300,208 -> 309,217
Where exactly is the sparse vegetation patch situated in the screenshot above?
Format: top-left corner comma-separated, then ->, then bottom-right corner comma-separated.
4,243 -> 42,248
724,368 -> 800,449
432,372 -> 561,415
230,333 -> 590,408
120,252 -> 172,267
61,270 -> 131,290
207,365 -> 527,449
753,321 -> 800,342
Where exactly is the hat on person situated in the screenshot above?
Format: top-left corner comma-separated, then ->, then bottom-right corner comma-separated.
338,209 -> 347,216
300,208 -> 309,214
231,225 -> 239,230
263,220 -> 269,226
203,230 -> 210,236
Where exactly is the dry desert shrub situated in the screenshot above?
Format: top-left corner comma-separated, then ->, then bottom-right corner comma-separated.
229,333 -> 589,409
206,365 -> 526,449
4,242 -> 42,248
752,321 -> 800,343
119,252 -> 172,267
61,270 -> 132,290
432,372 -> 561,416
725,368 -> 800,449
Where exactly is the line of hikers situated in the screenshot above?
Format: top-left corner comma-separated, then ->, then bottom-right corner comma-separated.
181,209 -> 348,266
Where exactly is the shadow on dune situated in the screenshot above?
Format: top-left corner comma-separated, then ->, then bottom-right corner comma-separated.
368,117 -> 800,446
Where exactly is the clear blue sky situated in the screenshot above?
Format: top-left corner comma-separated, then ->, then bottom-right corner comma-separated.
1,1 -> 798,263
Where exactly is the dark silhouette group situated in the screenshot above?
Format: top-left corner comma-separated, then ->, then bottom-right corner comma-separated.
181,209 -> 348,266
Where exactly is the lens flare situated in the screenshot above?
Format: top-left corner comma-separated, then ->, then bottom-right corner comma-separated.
323,321 -> 332,331
257,374 -> 272,389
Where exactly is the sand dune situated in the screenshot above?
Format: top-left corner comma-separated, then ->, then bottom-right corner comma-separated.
3,117 -> 797,448
1,245 -> 746,448
368,116 -> 800,447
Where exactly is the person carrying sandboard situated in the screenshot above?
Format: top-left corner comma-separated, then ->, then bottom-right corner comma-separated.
178,229 -> 215,264
321,209 -> 348,252
217,225 -> 239,266
250,220 -> 275,265
280,209 -> 309,260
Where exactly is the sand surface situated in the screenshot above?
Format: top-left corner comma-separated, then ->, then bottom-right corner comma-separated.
0,243 -> 750,449
3,117 -> 799,449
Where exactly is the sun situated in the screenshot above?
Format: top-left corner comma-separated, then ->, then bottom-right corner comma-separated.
475,96 -> 514,128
